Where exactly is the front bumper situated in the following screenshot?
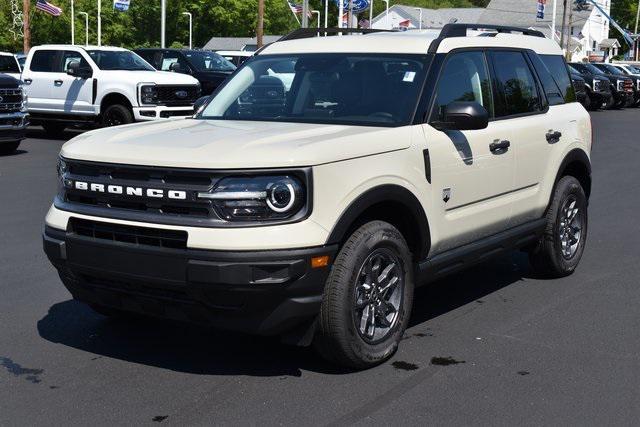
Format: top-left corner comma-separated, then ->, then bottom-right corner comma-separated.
43,225 -> 337,336
133,105 -> 194,121
0,111 -> 29,142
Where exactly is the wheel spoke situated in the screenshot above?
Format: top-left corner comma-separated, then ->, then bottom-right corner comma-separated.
379,276 -> 398,296
366,304 -> 376,338
377,262 -> 396,288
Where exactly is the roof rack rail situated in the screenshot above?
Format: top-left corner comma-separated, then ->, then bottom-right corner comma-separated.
428,23 -> 546,53
278,27 -> 395,42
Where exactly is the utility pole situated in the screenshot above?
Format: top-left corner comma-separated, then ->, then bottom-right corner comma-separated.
23,0 -> 31,53
559,0 -> 568,55
257,0 -> 264,48
566,0 -> 574,60
634,0 -> 640,60
302,0 -> 309,28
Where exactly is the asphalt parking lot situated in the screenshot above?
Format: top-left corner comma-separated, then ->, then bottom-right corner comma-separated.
1,111 -> 639,426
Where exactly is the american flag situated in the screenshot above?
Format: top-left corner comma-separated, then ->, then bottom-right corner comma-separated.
287,1 -> 312,18
36,0 -> 62,16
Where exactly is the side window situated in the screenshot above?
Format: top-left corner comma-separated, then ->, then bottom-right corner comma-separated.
527,52 -> 563,106
160,52 -> 189,72
489,51 -> 541,117
0,56 -> 20,73
30,50 -> 59,72
433,51 -> 494,119
62,51 -> 90,72
539,54 -> 576,103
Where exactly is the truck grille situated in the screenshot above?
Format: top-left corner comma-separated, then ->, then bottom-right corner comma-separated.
156,85 -> 200,106
0,88 -> 23,113
59,160 -> 222,225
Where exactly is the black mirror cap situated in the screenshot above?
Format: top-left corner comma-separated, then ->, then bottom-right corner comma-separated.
66,60 -> 80,76
436,101 -> 489,131
169,62 -> 185,73
193,95 -> 210,114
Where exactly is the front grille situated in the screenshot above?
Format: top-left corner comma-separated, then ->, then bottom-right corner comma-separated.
156,85 -> 200,106
82,275 -> 192,303
70,218 -> 188,249
61,160 -> 219,221
0,88 -> 22,113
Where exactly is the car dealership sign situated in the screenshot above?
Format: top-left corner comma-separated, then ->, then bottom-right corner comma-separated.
333,0 -> 370,13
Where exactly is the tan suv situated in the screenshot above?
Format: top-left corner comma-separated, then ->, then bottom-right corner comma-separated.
43,25 -> 592,369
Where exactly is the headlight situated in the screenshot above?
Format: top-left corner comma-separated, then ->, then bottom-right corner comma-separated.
198,175 -> 305,221
57,158 -> 68,178
19,85 -> 28,111
139,84 -> 159,105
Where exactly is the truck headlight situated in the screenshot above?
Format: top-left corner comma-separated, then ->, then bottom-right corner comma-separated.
139,84 -> 159,105
198,175 -> 305,221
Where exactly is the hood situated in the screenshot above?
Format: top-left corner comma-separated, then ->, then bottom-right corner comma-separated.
102,69 -> 199,86
61,119 -> 412,169
0,73 -> 21,87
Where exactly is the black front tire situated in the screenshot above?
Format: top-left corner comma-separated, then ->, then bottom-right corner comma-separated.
314,221 -> 414,369
42,122 -> 66,137
529,176 -> 588,278
101,104 -> 134,127
0,141 -> 20,155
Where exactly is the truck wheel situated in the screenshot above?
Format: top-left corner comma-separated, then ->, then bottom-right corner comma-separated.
102,104 -> 133,127
314,221 -> 414,369
0,141 -> 20,155
581,93 -> 591,110
529,176 -> 588,278
42,122 -> 66,137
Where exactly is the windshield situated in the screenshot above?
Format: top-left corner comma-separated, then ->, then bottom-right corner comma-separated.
87,50 -> 154,71
598,64 -> 624,75
575,63 -> 605,75
184,51 -> 235,72
0,55 -> 20,73
199,53 -> 429,127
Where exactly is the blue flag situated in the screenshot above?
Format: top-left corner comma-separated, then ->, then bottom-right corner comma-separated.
113,0 -> 130,12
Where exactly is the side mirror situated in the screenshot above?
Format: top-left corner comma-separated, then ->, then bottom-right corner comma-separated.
434,101 -> 489,131
66,60 -> 80,76
169,62 -> 185,73
193,95 -> 210,114
67,60 -> 92,79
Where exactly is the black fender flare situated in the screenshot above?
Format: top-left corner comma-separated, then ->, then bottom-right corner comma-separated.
553,148 -> 592,198
326,184 -> 431,259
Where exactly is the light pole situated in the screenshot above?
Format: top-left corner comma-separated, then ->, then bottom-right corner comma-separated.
382,0 -> 389,29
78,11 -> 89,46
312,10 -> 320,28
71,0 -> 75,45
182,12 -> 192,49
369,0 -> 373,28
97,0 -> 101,46
324,0 -> 328,29
161,0 -> 166,48
415,7 -> 422,30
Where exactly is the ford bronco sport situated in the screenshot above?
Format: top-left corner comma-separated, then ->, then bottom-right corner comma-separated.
43,25 -> 592,369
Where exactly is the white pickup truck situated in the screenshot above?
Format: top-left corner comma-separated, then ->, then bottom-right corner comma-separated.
21,45 -> 200,134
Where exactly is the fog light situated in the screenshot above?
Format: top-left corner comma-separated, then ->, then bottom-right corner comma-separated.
311,255 -> 329,269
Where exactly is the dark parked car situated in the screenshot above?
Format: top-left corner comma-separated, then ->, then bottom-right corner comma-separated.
570,71 -> 587,107
135,49 -> 236,96
568,64 -> 611,110
0,73 -> 28,154
592,62 -> 640,107
570,62 -> 631,109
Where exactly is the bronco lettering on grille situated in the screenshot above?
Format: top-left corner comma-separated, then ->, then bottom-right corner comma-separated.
72,181 -> 187,200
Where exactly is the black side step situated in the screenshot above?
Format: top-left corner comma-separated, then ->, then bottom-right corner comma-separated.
417,218 -> 546,285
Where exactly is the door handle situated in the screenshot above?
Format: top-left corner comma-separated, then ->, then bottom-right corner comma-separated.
489,139 -> 511,154
23,78 -> 32,84
54,79 -> 63,85
546,130 -> 562,144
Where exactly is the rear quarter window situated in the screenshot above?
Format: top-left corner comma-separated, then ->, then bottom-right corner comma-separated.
540,54 -> 576,103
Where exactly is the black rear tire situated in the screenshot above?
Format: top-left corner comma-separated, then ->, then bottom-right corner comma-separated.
0,141 -> 20,155
42,122 -> 66,137
529,176 -> 588,278
314,221 -> 414,369
101,103 -> 134,127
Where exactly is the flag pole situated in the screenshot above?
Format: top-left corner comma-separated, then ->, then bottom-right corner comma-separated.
97,0 -> 101,46
71,0 -> 75,45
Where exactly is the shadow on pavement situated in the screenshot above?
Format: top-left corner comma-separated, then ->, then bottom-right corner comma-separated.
37,252 -> 531,377
26,127 -> 84,142
0,149 -> 28,157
